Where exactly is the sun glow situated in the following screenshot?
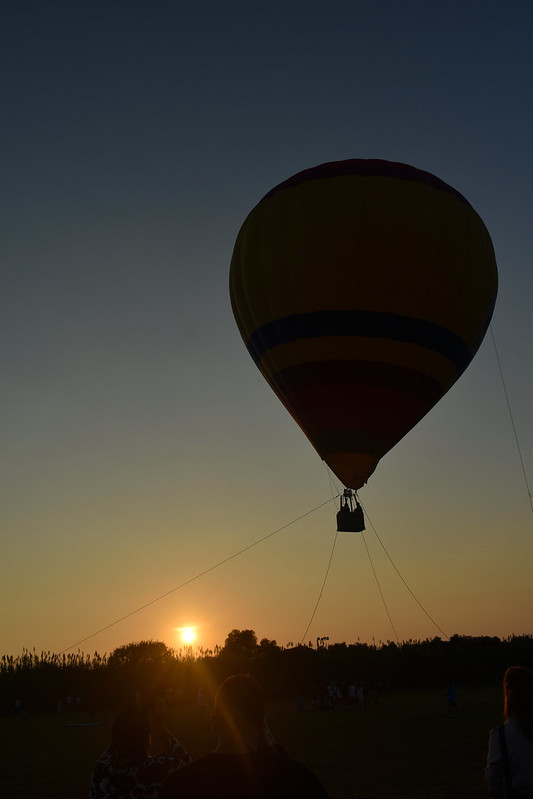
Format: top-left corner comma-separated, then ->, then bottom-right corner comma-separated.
178,626 -> 197,645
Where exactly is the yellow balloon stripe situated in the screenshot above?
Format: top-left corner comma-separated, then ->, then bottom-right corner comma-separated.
230,174 -> 496,346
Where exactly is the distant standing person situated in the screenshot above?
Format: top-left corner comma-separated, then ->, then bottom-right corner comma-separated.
486,665 -> 533,799
160,673 -> 330,798
446,683 -> 458,717
89,700 -> 190,798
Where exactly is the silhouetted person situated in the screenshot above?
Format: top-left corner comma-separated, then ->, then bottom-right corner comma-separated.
446,683 -> 458,716
89,701 -> 190,798
160,674 -> 330,798
486,665 -> 533,798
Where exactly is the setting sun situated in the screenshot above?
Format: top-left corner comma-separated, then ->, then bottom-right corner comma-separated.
178,626 -> 197,645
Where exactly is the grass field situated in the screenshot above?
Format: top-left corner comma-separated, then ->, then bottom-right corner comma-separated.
0,685 -> 501,798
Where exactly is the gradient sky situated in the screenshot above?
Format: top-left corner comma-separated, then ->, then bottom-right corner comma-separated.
2,1 -> 532,658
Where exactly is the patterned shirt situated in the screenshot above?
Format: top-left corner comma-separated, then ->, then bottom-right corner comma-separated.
89,736 -> 190,799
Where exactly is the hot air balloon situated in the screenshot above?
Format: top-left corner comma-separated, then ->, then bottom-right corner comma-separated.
229,159 -> 498,526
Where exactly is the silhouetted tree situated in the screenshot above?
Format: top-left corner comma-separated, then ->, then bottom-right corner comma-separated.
2,633 -> 533,711
258,638 -> 280,654
222,630 -> 258,660
108,640 -> 173,666
107,640 -> 177,706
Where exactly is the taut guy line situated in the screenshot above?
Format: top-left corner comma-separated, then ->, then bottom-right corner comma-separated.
61,496 -> 338,653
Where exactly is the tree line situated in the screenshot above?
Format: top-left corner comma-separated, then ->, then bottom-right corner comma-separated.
1,631 -> 532,714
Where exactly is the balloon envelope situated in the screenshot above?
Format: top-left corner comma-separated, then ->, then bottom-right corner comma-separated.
230,159 -> 498,489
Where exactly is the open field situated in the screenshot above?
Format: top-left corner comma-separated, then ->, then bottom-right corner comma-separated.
0,685 -> 501,798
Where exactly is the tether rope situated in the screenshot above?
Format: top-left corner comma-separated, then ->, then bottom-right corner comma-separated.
360,501 -> 450,641
490,325 -> 533,513
299,530 -> 339,644
310,469 -> 399,643
61,497 -> 336,653
360,529 -> 399,643
322,468 -> 449,641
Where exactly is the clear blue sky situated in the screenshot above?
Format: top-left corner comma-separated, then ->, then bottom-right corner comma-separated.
2,0 -> 532,656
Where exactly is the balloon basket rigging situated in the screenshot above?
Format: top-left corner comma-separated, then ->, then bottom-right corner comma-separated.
336,489 -> 365,533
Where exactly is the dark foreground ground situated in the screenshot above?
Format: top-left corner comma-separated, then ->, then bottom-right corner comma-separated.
0,685 -> 501,798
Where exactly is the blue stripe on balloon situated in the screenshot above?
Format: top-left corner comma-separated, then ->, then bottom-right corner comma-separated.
247,310 -> 472,375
